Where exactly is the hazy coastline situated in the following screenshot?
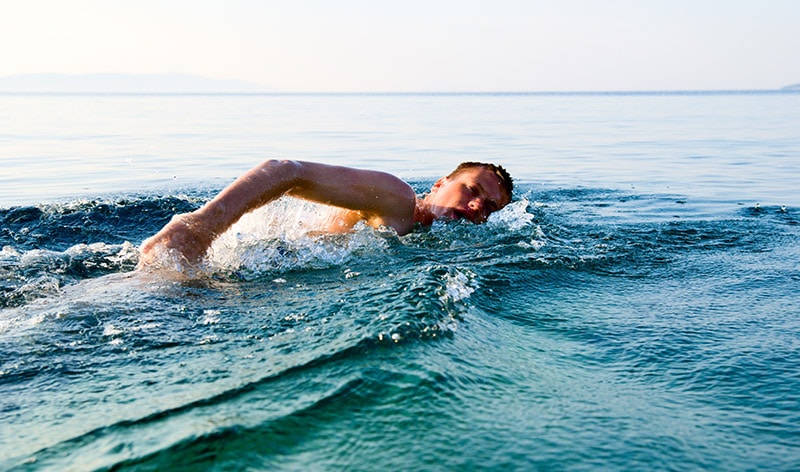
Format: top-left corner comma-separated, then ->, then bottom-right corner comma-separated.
0,73 -> 797,94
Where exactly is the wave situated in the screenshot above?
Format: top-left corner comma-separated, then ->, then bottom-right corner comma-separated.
2,185 -> 799,469
0,195 -> 200,309
0,191 -> 542,468
1,257 -> 492,469
2,186 -> 795,311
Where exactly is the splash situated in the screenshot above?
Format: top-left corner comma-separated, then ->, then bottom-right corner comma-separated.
486,197 -> 536,231
440,267 -> 477,304
205,198 -> 392,279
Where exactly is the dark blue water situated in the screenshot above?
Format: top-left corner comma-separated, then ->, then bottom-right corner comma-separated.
1,92 -> 799,470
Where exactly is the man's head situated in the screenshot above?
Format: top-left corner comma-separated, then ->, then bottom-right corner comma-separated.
421,162 -> 513,224
447,162 -> 513,200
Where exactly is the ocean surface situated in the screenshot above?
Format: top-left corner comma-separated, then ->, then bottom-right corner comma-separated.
1,91 -> 799,471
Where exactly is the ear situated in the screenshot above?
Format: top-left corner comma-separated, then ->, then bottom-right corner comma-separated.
431,177 -> 447,191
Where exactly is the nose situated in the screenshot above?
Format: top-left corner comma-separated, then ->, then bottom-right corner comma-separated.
468,199 -> 487,221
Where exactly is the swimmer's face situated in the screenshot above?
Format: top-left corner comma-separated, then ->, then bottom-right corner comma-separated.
426,167 -> 511,224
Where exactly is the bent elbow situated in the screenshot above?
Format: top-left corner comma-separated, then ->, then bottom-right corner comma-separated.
257,159 -> 301,175
253,159 -> 303,188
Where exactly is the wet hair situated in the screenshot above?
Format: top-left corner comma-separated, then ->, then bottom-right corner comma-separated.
449,162 -> 514,200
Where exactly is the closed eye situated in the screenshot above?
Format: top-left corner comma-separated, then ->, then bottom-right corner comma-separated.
468,183 -> 498,211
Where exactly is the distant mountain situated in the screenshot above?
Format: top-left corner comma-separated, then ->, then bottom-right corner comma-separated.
0,73 -> 272,93
782,83 -> 800,90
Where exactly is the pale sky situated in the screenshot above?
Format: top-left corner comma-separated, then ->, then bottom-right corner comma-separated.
2,0 -> 798,92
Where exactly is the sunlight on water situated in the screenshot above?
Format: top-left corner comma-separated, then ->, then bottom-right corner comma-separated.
2,92 -> 799,207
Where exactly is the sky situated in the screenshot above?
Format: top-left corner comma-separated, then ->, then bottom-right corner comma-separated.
2,0 -> 798,92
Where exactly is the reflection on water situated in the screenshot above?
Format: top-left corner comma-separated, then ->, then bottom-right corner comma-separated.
1,92 -> 799,207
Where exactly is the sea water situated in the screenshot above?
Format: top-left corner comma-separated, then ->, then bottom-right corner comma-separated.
1,91 -> 799,471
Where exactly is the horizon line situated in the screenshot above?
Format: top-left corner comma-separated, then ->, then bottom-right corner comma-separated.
0,89 -> 797,97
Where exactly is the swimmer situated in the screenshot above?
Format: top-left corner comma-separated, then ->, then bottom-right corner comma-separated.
139,160 -> 513,266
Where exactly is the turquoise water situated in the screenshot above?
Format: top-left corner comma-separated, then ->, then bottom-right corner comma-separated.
1,92 -> 799,471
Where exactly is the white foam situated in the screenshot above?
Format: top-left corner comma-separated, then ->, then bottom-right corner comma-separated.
103,324 -> 124,336
441,268 -> 477,303
201,309 -> 221,325
205,198 -> 390,277
487,197 -> 535,231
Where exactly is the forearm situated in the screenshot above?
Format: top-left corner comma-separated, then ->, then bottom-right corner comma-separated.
193,159 -> 301,236
140,160 -> 301,266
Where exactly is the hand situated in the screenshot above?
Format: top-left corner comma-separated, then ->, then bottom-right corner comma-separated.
139,213 -> 216,268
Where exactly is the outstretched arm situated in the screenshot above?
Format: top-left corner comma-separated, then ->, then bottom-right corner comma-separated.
139,160 -> 417,266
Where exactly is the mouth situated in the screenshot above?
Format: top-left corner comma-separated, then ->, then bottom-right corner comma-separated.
432,207 -> 477,223
452,208 -> 477,223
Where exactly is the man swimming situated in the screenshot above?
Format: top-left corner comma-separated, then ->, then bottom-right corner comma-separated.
139,160 -> 513,266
